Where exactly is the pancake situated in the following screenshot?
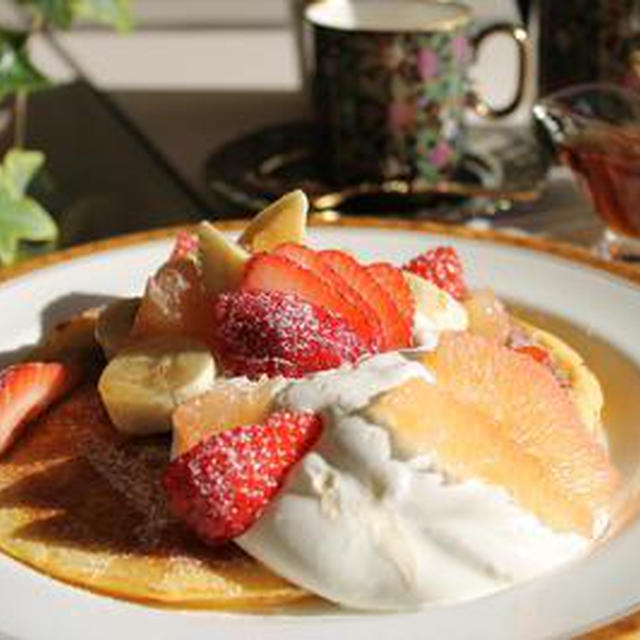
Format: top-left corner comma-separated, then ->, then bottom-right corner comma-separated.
0,381 -> 306,608
0,309 -> 608,609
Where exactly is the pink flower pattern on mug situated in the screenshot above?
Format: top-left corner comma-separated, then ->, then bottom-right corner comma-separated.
313,25 -> 471,183
388,100 -> 416,132
453,35 -> 470,64
418,47 -> 440,80
429,140 -> 454,168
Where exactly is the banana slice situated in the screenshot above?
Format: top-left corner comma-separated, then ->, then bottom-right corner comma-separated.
198,221 -> 249,295
238,189 -> 308,252
98,335 -> 216,436
95,297 -> 140,359
404,272 -> 468,339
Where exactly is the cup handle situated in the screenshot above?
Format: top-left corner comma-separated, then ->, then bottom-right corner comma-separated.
468,23 -> 529,119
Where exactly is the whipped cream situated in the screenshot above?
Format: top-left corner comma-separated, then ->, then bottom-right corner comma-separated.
237,352 -> 589,610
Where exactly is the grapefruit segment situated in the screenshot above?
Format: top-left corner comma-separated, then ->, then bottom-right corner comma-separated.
131,259 -> 213,348
172,377 -> 277,457
464,289 -> 512,343
367,332 -> 619,537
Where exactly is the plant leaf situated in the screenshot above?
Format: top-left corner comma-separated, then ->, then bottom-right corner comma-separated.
0,29 -> 50,100
16,0 -> 72,28
2,148 -> 44,197
18,0 -> 133,32
74,0 -> 133,32
0,149 -> 57,265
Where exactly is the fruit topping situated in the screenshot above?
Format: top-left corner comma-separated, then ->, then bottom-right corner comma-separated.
512,344 -> 553,368
403,272 -> 468,333
241,253 -> 375,348
0,361 -> 80,455
365,261 -> 414,345
131,259 -> 214,347
30,308 -> 101,361
274,244 -> 382,350
316,251 -> 409,350
369,332 -> 618,537
464,288 -> 512,343
238,189 -> 308,253
197,221 -> 249,295
172,377 -> 277,458
95,297 -> 140,359
98,335 -> 216,436
404,246 -> 468,300
169,231 -> 199,263
213,289 -> 367,379
163,410 -> 323,543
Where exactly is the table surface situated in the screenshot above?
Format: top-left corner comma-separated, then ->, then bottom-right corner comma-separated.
111,88 -> 606,244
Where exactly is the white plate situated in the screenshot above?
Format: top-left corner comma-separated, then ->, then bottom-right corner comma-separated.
1,223 -> 640,640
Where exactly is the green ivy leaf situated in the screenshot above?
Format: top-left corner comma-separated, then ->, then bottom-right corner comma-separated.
0,149 -> 57,265
17,0 -> 73,28
17,0 -> 133,32
74,0 -> 133,32
0,29 -> 49,100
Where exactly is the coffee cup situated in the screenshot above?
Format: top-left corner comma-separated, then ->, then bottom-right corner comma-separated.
304,0 -> 528,185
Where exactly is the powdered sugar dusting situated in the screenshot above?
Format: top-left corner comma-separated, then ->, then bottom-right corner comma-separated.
82,435 -> 173,547
213,290 -> 368,378
164,410 -> 323,543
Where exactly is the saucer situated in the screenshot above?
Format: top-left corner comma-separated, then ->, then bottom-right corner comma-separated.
203,122 -> 549,220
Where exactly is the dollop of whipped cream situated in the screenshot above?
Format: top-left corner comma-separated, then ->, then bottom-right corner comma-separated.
237,352 -> 589,610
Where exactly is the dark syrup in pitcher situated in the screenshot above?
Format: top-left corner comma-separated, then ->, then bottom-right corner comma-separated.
560,126 -> 640,238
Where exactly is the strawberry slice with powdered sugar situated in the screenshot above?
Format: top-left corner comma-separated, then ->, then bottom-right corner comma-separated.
273,243 -> 383,350
163,410 -> 323,543
213,289 -> 367,379
241,253 -> 375,349
319,251 -> 411,351
0,361 -> 81,455
367,262 -> 414,332
403,246 -> 468,301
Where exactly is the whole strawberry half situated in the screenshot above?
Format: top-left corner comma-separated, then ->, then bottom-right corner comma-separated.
163,410 -> 323,543
213,289 -> 368,379
404,246 -> 468,301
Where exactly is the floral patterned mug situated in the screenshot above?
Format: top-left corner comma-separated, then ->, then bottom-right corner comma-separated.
305,0 -> 528,185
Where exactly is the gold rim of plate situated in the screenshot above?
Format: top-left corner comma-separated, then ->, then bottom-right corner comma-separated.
1,217 -> 640,288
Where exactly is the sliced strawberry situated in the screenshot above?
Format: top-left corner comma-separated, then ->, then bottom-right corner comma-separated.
163,410 -> 323,543
169,231 -> 199,264
367,262 -> 414,330
274,243 -> 382,350
241,253 -> 374,348
213,290 -> 367,379
404,246 -> 468,301
0,361 -> 80,456
317,251 -> 410,351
